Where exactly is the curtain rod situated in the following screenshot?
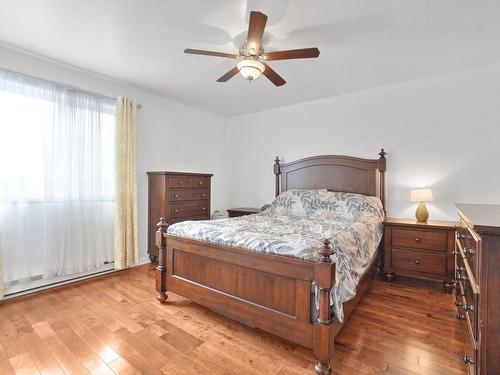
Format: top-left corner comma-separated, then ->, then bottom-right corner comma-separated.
0,66 -> 143,109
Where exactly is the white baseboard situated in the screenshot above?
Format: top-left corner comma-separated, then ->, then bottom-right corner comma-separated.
1,257 -> 152,301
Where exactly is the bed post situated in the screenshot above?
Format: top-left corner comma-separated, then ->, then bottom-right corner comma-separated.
274,156 -> 280,197
156,217 -> 168,303
313,239 -> 335,375
378,148 -> 387,213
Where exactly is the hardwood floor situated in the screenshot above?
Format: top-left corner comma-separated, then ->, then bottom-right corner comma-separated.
0,265 -> 465,375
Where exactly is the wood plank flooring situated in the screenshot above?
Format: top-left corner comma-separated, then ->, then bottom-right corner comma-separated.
0,264 -> 466,374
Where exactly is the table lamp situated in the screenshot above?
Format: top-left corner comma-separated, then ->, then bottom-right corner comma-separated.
410,188 -> 433,222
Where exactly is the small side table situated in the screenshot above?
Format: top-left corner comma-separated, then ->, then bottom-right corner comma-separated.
227,207 -> 261,218
383,218 -> 456,293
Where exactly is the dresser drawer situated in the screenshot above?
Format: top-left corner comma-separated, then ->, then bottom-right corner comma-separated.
171,201 -> 209,219
456,279 -> 479,341
457,305 -> 478,375
169,189 -> 209,202
457,221 -> 480,282
168,176 -> 192,188
192,176 -> 210,188
392,228 -> 448,252
391,248 -> 447,275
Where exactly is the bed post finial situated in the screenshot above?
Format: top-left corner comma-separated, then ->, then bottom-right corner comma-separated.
313,239 -> 335,375
318,239 -> 334,262
274,156 -> 281,197
378,149 -> 387,168
378,149 -> 387,214
156,217 -> 168,303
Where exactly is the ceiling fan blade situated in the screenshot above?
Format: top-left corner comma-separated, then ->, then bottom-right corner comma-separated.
263,48 -> 320,61
184,49 -> 240,59
216,66 -> 240,82
246,11 -> 268,50
262,63 -> 286,86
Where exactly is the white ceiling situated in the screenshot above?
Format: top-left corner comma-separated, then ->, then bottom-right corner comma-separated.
1,0 -> 499,117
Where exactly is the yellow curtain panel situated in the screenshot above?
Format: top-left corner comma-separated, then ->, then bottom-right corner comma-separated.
114,97 -> 138,269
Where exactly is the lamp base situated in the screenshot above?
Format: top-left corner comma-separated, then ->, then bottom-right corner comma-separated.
415,202 -> 429,222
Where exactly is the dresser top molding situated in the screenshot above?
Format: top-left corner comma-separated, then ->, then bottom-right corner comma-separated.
456,203 -> 500,236
147,171 -> 213,177
384,217 -> 456,229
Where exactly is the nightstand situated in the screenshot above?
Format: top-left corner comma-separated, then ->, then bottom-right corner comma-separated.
383,218 -> 456,293
227,207 -> 261,218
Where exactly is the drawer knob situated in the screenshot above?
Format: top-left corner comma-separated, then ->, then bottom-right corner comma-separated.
415,237 -> 421,243
178,180 -> 183,185
198,181 -> 203,185
462,355 -> 474,365
174,209 -> 179,213
464,304 -> 474,312
173,194 -> 179,198
464,247 -> 475,256
201,207 -> 206,211
415,260 -> 421,265
201,193 -> 206,197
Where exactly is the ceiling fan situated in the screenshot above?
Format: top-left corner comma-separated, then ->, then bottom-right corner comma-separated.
184,11 -> 320,86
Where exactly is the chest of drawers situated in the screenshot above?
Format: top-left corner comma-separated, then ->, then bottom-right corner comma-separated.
455,204 -> 500,375
383,218 -> 455,292
147,171 -> 212,262
227,207 -> 261,218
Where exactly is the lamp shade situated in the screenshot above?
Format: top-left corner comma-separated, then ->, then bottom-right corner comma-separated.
410,188 -> 433,203
237,59 -> 265,80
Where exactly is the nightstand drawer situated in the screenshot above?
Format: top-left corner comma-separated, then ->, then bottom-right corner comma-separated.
391,248 -> 447,275
392,228 -> 447,252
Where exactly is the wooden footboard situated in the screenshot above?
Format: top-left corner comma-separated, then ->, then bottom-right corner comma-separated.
155,218 -> 354,375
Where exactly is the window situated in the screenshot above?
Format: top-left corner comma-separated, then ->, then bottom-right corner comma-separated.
0,69 -> 116,294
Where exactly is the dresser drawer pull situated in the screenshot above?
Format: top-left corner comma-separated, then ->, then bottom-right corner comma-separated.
173,194 -> 180,198
201,207 -> 206,211
415,237 -> 421,243
198,181 -> 203,185
174,209 -> 179,213
414,260 -> 421,265
462,355 -> 474,365
463,247 -> 475,256
464,303 -> 475,312
178,180 -> 184,185
201,193 -> 207,197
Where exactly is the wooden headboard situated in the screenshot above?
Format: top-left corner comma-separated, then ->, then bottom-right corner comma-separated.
273,149 -> 387,210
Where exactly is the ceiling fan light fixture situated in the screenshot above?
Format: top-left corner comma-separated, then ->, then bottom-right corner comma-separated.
237,59 -> 265,80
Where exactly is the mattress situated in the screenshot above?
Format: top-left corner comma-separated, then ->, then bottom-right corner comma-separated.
168,189 -> 384,321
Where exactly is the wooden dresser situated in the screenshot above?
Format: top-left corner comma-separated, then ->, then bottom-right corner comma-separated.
147,171 -> 212,262
384,218 -> 455,292
227,207 -> 261,218
454,204 -> 500,375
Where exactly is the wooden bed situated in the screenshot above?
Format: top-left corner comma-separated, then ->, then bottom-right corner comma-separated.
155,150 -> 387,375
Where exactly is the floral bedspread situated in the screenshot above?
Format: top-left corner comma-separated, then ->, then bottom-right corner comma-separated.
167,189 -> 384,321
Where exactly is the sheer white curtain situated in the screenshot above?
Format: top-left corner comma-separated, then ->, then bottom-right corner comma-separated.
0,69 -> 116,295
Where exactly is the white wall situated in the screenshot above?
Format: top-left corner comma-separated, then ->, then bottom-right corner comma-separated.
2,42 -> 499,260
225,64 -> 500,221
0,44 -> 228,262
